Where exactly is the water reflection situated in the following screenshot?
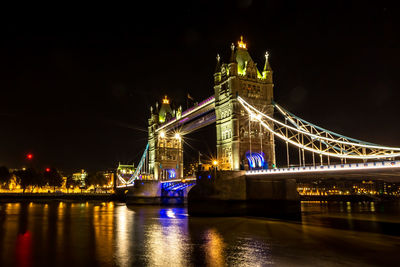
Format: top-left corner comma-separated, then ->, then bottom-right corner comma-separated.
94,202 -> 114,265
203,229 -> 225,267
301,201 -> 400,236
115,203 -> 133,266
16,231 -> 32,267
0,201 -> 399,266
122,207 -> 191,266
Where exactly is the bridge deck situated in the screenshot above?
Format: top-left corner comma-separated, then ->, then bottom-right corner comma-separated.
246,161 -> 400,181
160,177 -> 196,183
156,96 -> 215,134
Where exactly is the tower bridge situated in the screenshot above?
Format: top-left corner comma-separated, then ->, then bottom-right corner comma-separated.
117,37 -> 400,216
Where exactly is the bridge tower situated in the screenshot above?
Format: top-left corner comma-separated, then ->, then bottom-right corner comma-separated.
214,37 -> 275,170
148,96 -> 183,180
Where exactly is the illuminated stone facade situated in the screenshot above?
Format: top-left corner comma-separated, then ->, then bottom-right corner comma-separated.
148,96 -> 183,180
147,38 -> 275,177
214,37 -> 275,170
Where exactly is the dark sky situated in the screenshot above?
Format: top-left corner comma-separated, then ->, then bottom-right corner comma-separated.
1,1 -> 399,173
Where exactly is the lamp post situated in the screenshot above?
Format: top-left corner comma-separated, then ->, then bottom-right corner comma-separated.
212,160 -> 218,178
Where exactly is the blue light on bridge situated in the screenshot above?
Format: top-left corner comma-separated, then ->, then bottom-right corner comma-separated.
161,181 -> 196,192
246,151 -> 266,169
166,169 -> 176,179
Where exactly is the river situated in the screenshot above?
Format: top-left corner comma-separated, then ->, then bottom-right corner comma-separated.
0,201 -> 399,266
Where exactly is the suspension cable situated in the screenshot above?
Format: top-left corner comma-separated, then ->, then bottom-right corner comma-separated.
239,97 -> 400,151
237,97 -> 400,159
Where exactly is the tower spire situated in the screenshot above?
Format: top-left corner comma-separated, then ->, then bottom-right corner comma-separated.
229,43 -> 235,63
263,51 -> 271,72
214,54 -> 222,84
263,51 -> 272,80
238,36 -> 247,49
215,54 -> 221,73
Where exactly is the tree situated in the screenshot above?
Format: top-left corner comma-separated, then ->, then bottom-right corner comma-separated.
44,168 -> 63,192
0,166 -> 11,186
85,171 -> 108,191
14,168 -> 42,193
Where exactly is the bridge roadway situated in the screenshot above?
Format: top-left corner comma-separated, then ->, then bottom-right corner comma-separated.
156,96 -> 215,134
159,177 -> 197,183
246,160 -> 400,182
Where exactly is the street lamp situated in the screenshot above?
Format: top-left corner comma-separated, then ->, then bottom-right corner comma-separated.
212,160 -> 218,178
160,131 -> 165,138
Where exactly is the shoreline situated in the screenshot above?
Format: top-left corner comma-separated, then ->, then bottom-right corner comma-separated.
300,194 -> 400,202
0,193 -> 123,202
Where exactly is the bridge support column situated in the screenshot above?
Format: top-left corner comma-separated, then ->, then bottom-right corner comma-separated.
188,171 -> 300,220
125,180 -> 162,205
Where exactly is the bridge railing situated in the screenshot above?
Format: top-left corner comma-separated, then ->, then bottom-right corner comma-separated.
246,160 -> 400,175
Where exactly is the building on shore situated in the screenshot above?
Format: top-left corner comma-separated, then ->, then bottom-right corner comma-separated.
297,178 -> 400,196
72,169 -> 87,187
103,170 -> 115,189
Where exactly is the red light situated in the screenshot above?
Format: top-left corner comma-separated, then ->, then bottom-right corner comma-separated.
45,168 -> 50,172
26,154 -> 33,160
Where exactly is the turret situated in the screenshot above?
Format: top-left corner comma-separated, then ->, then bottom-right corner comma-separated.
262,51 -> 273,82
235,36 -> 253,76
229,43 -> 235,63
158,95 -> 173,123
214,54 -> 222,84
228,43 -> 238,76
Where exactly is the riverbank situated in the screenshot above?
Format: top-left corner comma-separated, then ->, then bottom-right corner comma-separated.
0,193 -> 124,202
300,194 -> 400,202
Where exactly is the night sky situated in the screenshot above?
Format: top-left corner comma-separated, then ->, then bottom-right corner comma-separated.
1,1 -> 399,173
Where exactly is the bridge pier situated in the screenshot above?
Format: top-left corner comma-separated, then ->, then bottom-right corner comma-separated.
188,171 -> 300,220
124,180 -> 194,205
125,180 -> 162,205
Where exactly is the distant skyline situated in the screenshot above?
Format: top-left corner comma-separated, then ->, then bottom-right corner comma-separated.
1,1 -> 399,172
